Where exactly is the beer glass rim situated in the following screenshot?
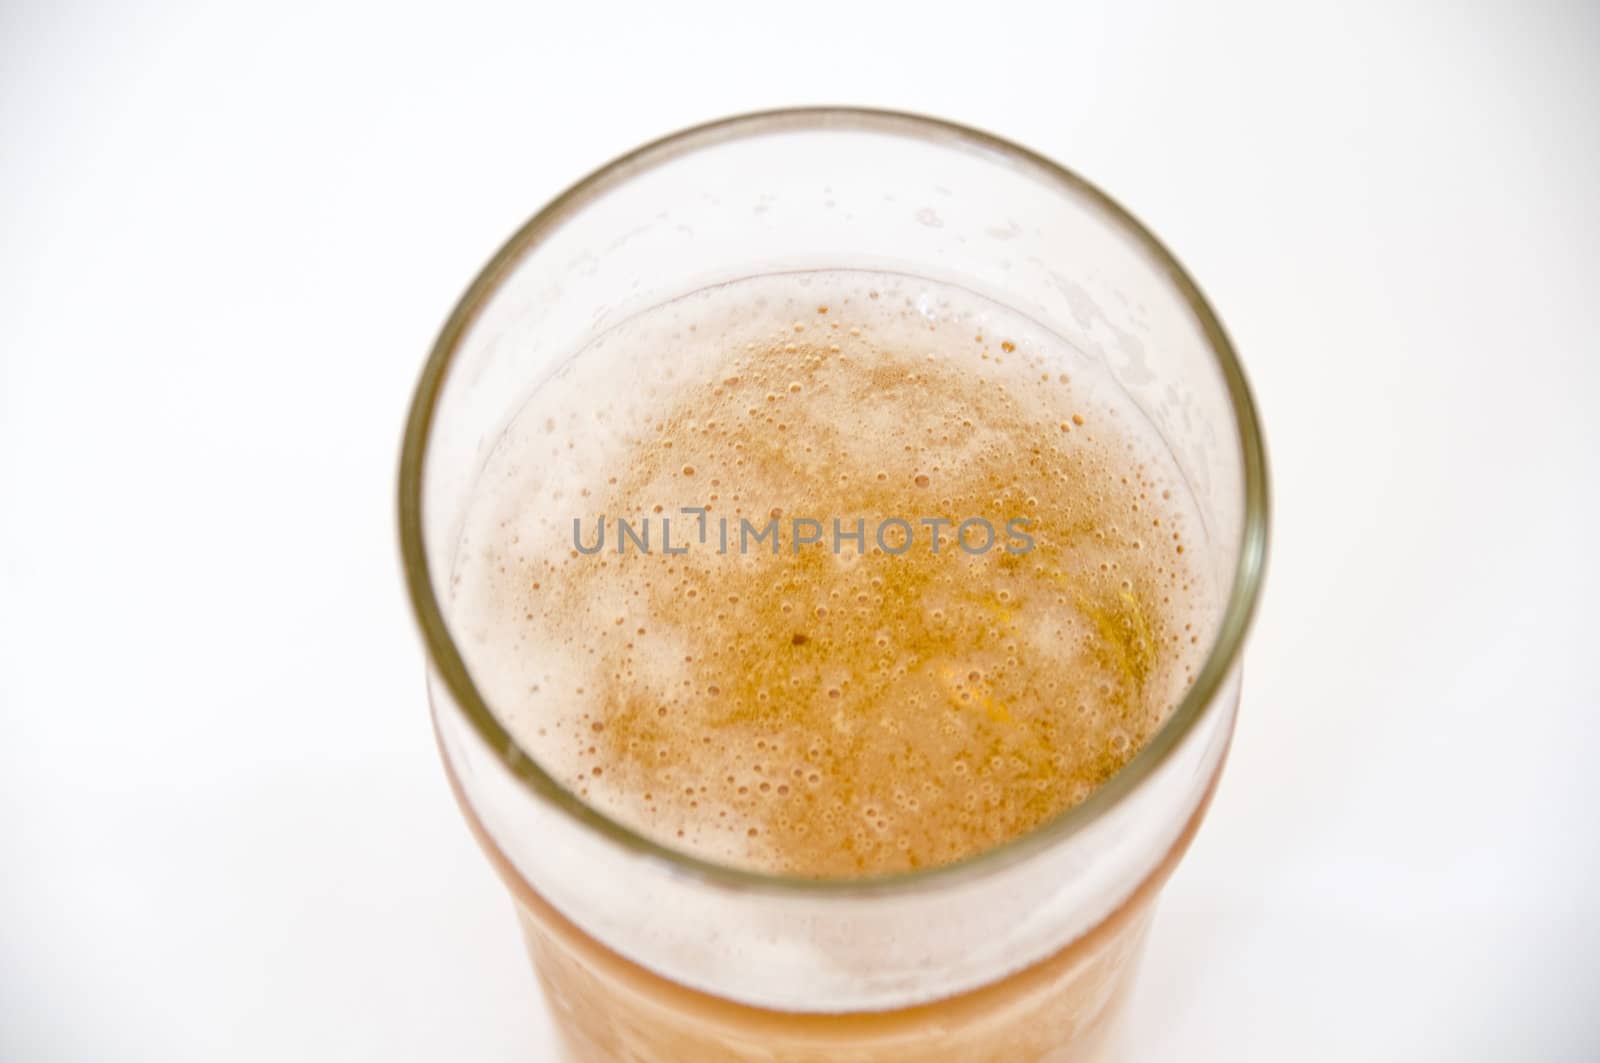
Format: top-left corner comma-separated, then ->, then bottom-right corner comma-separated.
398,106 -> 1269,896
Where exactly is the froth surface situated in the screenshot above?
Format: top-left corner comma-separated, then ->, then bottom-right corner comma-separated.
451,272 -> 1213,877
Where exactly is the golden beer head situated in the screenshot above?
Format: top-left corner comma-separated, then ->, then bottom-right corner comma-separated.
452,271 -> 1214,877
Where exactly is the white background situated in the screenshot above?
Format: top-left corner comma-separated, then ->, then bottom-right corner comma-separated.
3,1 -> 1597,1060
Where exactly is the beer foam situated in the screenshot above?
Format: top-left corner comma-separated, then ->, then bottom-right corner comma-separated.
449,271 -> 1216,877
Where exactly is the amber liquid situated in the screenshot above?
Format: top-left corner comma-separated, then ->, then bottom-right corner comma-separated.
445,273 -> 1225,1060
444,744 -> 1221,1063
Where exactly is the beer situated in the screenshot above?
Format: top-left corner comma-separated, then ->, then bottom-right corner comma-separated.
445,743 -> 1220,1063
444,270 -> 1219,1058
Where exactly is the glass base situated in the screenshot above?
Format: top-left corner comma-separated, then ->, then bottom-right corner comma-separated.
447,761 -> 1218,1063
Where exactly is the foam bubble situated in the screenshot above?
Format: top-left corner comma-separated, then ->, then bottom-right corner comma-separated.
450,271 -> 1217,877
